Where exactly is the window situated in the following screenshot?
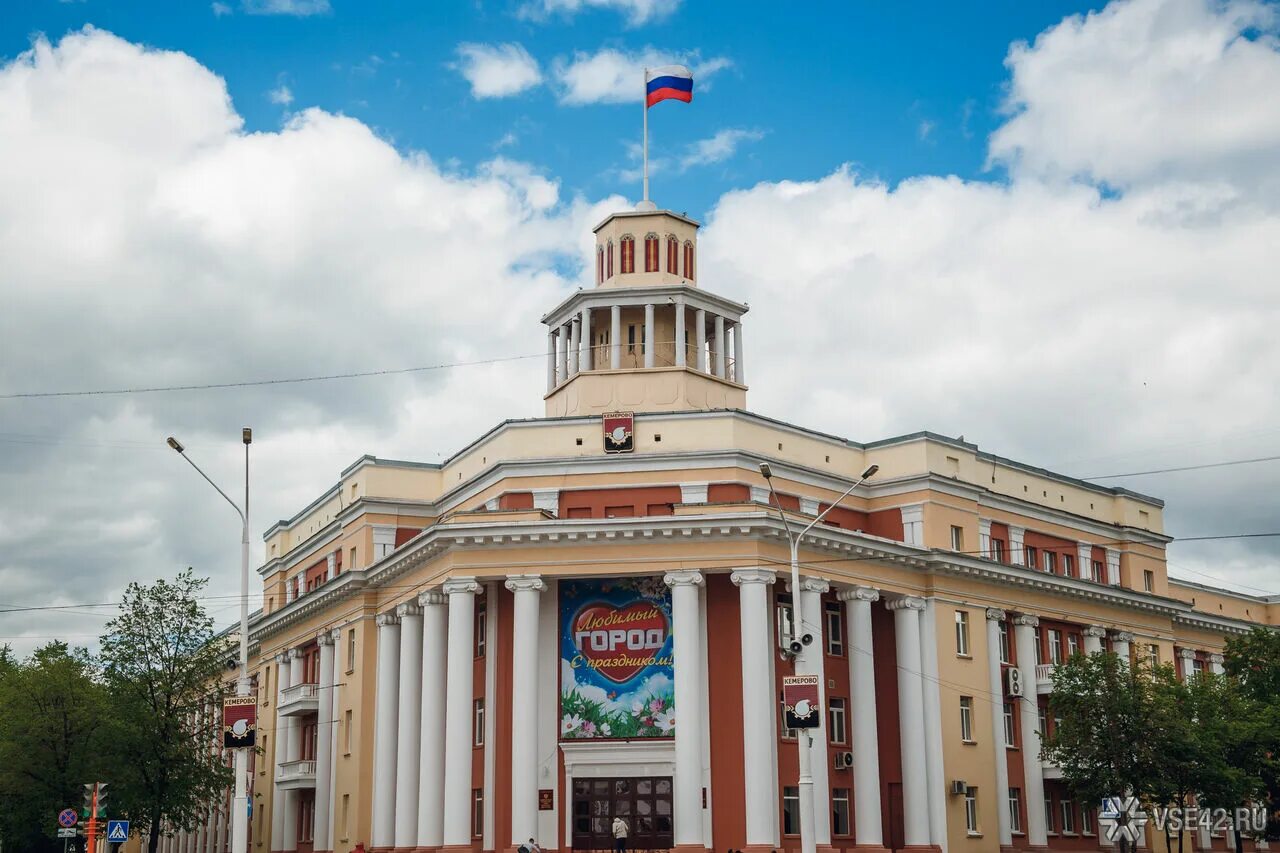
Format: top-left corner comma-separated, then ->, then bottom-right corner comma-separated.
1144,570 -> 1155,592
1045,797 -> 1055,833
779,692 -> 797,740
1147,644 -> 1160,668
627,324 -> 636,353
1034,631 -> 1043,664
992,538 -> 1006,562
959,696 -> 974,742
667,236 -> 678,272
620,236 -> 635,274
1009,788 -> 1023,833
473,789 -> 484,837
473,698 -> 485,746
300,797 -> 314,842
607,241 -> 614,278
1061,799 -> 1076,834
1025,545 -> 1038,568
828,698 -> 847,744
775,596 -> 795,647
346,628 -> 356,673
998,622 -> 1011,664
955,610 -> 971,656
950,525 -> 964,551
344,709 -> 352,753
832,789 -> 851,836
349,547 -> 357,572
965,787 -> 979,835
597,246 -> 604,283
1192,657 -> 1206,677
259,734 -> 268,774
683,241 -> 694,279
1037,705 -> 1048,738
782,787 -> 800,835
1064,554 -> 1075,576
1043,551 -> 1057,574
644,234 -> 659,272
1082,805 -> 1095,836
475,606 -> 487,657
825,604 -> 844,656
1091,559 -> 1104,582
1068,634 -> 1081,657
1048,629 -> 1062,665
1003,703 -> 1016,747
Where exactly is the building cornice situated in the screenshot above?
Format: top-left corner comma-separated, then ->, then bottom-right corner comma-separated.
540,283 -> 748,329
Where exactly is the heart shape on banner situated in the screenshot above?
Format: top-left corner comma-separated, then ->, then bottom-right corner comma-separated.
572,601 -> 669,683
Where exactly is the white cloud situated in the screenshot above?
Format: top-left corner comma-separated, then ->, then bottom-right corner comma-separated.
267,84 -> 293,105
454,43 -> 543,99
917,119 -> 935,141
241,0 -> 330,15
553,48 -> 731,106
518,0 -> 679,27
679,128 -> 764,169
211,2 -> 233,16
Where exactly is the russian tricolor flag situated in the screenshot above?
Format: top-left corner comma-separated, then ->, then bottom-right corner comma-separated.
646,65 -> 693,108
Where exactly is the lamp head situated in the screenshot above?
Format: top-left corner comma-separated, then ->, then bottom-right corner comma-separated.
242,427 -> 253,446
167,437 -> 185,453
861,464 -> 879,479
759,462 -> 773,480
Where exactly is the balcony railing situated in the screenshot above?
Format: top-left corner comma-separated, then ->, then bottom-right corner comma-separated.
276,759 -> 316,789
278,682 -> 318,716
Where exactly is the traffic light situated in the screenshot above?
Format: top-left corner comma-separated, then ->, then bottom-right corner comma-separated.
95,782 -> 108,816
82,783 -> 95,819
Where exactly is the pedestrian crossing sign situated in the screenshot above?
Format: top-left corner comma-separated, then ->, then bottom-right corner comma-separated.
106,820 -> 128,842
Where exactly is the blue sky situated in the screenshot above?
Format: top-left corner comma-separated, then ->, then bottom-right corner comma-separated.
5,0 -> 1105,219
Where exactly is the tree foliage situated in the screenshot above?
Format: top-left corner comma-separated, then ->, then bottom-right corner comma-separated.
1223,628 -> 1280,844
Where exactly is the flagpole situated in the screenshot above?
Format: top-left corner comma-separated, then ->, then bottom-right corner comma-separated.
642,67 -> 649,204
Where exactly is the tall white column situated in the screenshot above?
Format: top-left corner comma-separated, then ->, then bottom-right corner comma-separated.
507,575 -> 546,846
1111,630 -> 1133,663
580,307 -> 592,373
985,609 -> 1013,850
611,305 -> 622,369
695,308 -> 707,372
714,315 -> 726,378
1178,647 -> 1197,681
665,570 -> 705,849
559,322 -> 570,381
417,592 -> 449,850
283,648 -> 304,853
644,303 -> 656,368
442,578 -> 481,849
840,587 -> 885,850
1083,625 -> 1106,655
918,599 -> 947,852
313,631 -> 336,852
568,319 -> 579,378
395,603 -> 425,850
371,613 -> 402,851
889,596 -> 930,848
1013,615 -> 1048,847
326,627 -> 342,851
545,330 -> 557,392
797,578 -> 832,845
675,300 -> 687,368
205,806 -> 215,853
732,569 -> 778,848
271,653 -> 290,852
732,320 -> 743,383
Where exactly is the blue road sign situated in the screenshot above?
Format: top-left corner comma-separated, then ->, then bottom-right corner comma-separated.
106,820 -> 129,842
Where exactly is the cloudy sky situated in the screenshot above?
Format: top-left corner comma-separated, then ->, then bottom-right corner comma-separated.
2,0 -> 1278,652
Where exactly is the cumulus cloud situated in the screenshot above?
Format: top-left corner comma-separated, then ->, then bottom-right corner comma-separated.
267,84 -> 293,105
553,48 -> 731,105
618,127 -> 764,181
518,0 -> 679,27
242,0 -> 330,14
454,42 -> 543,99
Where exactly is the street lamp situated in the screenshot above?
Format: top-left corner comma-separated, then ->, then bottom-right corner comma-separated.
168,428 -> 253,853
760,460 -> 878,853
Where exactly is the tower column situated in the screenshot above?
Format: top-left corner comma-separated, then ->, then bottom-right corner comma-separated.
1083,625 -> 1106,655
580,307 -> 592,373
417,592 -> 449,852
1014,615 -> 1048,850
545,330 -> 556,392
732,320 -> 743,384
371,613 -> 401,852
841,586 -> 886,852
442,578 -> 481,851
395,603 -> 425,851
695,309 -> 707,372
611,305 -> 622,369
675,299 -> 687,368
506,575 -> 546,847
644,303 -> 656,368
568,318 -> 579,377
1111,630 -> 1133,663
559,322 -> 570,381
714,315 -> 726,378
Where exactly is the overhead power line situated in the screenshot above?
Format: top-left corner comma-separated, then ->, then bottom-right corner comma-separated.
1081,454 -> 1280,480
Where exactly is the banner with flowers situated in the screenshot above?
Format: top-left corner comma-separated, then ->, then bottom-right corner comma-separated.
560,577 -> 674,739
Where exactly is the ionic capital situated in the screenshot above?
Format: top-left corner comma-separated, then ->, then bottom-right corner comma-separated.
396,601 -> 423,619
1111,630 -> 1135,643
317,630 -> 336,646
838,585 -> 880,603
442,576 -> 482,596
1083,625 -> 1108,639
799,577 -> 830,594
1177,647 -> 1197,660
375,612 -> 400,628
663,569 -> 704,588
1208,653 -> 1225,666
274,652 -> 289,665
730,568 -> 777,587
1011,614 -> 1040,628
985,607 -> 1006,622
504,574 -> 547,594
417,590 -> 447,607
886,595 -> 926,612
288,646 -> 305,659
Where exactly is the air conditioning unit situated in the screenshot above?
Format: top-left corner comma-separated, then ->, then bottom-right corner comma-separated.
1005,667 -> 1024,698
834,751 -> 854,770
950,780 -> 968,796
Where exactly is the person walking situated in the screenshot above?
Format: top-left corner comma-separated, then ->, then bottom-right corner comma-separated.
611,816 -> 629,853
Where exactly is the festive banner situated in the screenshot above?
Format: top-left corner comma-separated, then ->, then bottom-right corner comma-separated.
223,695 -> 257,749
560,577 -> 674,739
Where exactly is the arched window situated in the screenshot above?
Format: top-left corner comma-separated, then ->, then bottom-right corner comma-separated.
597,246 -> 604,284
683,241 -> 695,280
620,235 -> 635,274
667,236 -> 679,273
644,234 -> 659,272
607,241 -> 614,278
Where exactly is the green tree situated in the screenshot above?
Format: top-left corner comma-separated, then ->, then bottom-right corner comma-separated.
98,570 -> 234,853
1147,663 -> 1201,853
1223,628 -> 1280,846
1188,669 -> 1267,853
0,641 -> 110,853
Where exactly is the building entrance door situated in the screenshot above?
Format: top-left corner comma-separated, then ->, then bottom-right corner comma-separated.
571,776 -> 673,851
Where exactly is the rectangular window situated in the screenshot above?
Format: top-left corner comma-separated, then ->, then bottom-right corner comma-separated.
1062,799 -> 1076,833
1091,559 -> 1104,582
344,709 -> 352,753
1192,658 -> 1206,677
1148,644 -> 1160,669
955,610 -> 971,656
341,793 -> 350,839
475,606 -> 487,657
1045,797 -> 1055,833
644,236 -> 658,272
1082,806 -> 1095,836
959,696 -> 974,742
1034,631 -> 1043,664
347,628 -> 356,673
299,797 -> 314,842
776,596 -> 794,647
998,622 -> 1011,664
828,697 -> 847,744
965,787 -> 979,835
627,324 -> 636,352
950,525 -> 964,551
259,734 -> 268,774
349,546 -> 357,571
1064,554 -> 1075,576
1043,550 -> 1057,573
825,603 -> 844,656
1144,570 -> 1155,592
1037,705 -> 1048,738
473,698 -> 485,746
783,786 -> 800,835
1009,788 -> 1023,833
1048,629 -> 1062,665
1003,702 -> 1016,747
832,788 -> 851,836
1068,634 -> 1081,657
992,538 -> 1006,562
620,238 -> 635,274
1026,545 -> 1038,568
473,789 -> 484,837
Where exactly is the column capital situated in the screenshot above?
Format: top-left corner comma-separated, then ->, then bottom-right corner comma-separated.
886,595 -> 926,612
663,569 -> 704,588
799,577 -> 830,594
288,646 -> 306,659
838,585 -> 880,603
329,626 -> 343,642
505,574 -> 546,593
1111,630 -> 1135,643
1083,625 -> 1108,639
1208,653 -> 1225,666
396,601 -> 423,619
1177,647 -> 1197,660
317,630 -> 336,646
730,568 -> 776,587
1011,614 -> 1039,628
985,607 -> 1006,622
442,576 -> 482,595
417,590 -> 447,607
376,611 -> 400,628
274,652 -> 289,665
